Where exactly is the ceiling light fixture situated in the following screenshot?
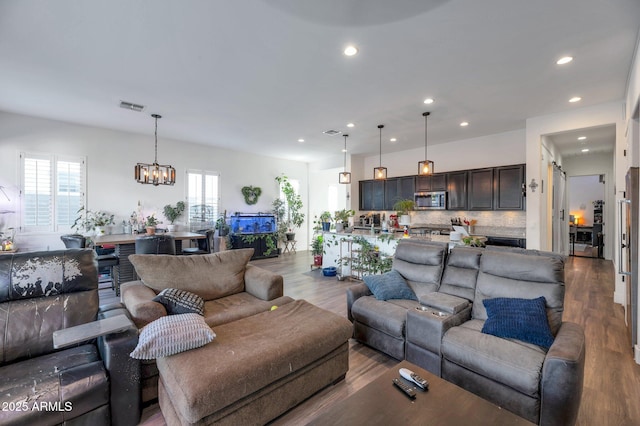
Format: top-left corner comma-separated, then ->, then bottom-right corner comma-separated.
569,96 -> 582,103
390,138 -> 397,142
339,134 -> 351,184
577,136 -> 586,140
460,121 -> 469,127
134,114 -> 176,186
374,125 -> 387,180
344,45 -> 358,56
347,123 -> 355,128
418,112 -> 434,175
581,148 -> 590,153
556,56 -> 573,65
424,98 -> 435,104
298,138 -> 305,142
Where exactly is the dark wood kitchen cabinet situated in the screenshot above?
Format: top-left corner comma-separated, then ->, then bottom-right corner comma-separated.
359,180 -> 385,211
446,171 -> 468,211
494,165 -> 525,210
415,174 -> 446,192
384,176 -> 415,210
468,168 -> 494,210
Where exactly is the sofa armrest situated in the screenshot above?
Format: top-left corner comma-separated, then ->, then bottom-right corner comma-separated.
540,321 -> 585,426
346,283 -> 372,322
244,264 -> 284,301
97,306 -> 141,426
120,280 -> 166,328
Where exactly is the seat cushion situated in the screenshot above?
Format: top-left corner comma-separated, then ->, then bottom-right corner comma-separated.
0,345 -> 109,425
203,293 -> 295,327
442,319 -> 547,397
351,295 -> 417,338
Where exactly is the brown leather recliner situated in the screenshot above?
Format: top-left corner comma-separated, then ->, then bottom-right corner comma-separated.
0,249 -> 141,426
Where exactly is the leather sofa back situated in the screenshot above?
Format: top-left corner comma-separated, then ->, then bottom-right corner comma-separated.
392,240 -> 448,298
472,250 -> 565,333
0,249 -> 99,364
438,247 -> 482,301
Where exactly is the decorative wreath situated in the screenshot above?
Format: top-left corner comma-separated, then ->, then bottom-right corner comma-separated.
241,186 -> 262,205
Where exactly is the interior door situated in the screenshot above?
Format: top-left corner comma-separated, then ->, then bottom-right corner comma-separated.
552,166 -> 567,254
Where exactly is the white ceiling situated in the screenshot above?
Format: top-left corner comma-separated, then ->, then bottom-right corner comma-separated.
0,0 -> 638,162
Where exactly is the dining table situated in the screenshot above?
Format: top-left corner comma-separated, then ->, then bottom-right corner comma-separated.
93,231 -> 206,292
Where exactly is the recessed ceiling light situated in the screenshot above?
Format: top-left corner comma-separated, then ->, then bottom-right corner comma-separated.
460,122 -> 469,127
556,56 -> 573,65
342,148 -> 348,153
347,123 -> 355,128
423,98 -> 435,104
569,96 -> 582,103
390,138 -> 397,142
298,139 -> 305,143
344,45 -> 358,56
581,148 -> 590,153
577,136 -> 586,140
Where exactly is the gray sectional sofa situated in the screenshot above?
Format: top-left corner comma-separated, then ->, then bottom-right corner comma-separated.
346,240 -> 585,426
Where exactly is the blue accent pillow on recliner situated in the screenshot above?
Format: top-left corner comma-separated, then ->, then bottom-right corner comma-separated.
481,296 -> 555,349
363,270 -> 417,301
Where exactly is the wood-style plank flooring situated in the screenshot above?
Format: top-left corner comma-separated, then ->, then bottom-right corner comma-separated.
99,252 -> 640,425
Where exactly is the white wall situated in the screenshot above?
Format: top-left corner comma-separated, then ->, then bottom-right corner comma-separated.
0,111 -> 310,251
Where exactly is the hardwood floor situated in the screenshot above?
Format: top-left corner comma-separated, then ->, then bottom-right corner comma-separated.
99,252 -> 640,425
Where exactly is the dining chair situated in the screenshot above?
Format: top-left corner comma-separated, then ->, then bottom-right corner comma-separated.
60,234 -> 120,292
182,229 -> 214,255
134,235 -> 176,255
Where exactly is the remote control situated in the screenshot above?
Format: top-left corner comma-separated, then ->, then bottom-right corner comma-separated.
399,368 -> 429,390
392,377 -> 416,399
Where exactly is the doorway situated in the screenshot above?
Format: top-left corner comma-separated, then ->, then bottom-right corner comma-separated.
568,174 -> 605,258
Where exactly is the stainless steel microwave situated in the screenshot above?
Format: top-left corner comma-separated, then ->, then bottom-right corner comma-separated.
414,191 -> 447,210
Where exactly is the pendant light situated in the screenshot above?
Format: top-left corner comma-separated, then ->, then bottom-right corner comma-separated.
373,124 -> 387,180
418,112 -> 434,175
134,114 -> 176,186
338,134 -> 351,184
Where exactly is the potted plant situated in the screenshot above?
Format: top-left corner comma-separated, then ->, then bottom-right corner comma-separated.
163,201 -> 185,232
310,234 -> 324,266
72,207 -> 115,236
319,211 -> 332,232
215,213 -> 230,237
272,198 -> 287,247
392,199 -> 415,226
274,175 -> 305,241
334,209 -> 355,233
145,214 -> 159,235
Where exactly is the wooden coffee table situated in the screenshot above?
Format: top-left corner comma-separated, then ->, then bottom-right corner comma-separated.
307,360 -> 534,425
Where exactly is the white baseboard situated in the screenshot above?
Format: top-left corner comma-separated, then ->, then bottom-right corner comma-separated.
635,345 -> 640,365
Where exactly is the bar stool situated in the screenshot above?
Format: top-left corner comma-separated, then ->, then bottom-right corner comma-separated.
182,229 -> 214,255
60,234 -> 119,291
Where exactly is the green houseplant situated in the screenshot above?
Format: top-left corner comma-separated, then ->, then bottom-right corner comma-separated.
145,214 -> 159,235
334,209 -> 355,232
319,211 -> 332,232
310,234 -> 324,266
392,199 -> 415,226
163,201 -> 185,231
72,207 -> 115,236
274,174 -> 305,241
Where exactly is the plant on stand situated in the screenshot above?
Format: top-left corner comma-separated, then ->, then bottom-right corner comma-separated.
274,174 -> 305,242
310,234 -> 324,266
163,201 -> 185,232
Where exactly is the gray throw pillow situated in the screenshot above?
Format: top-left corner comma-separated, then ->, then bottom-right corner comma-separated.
363,270 -> 417,301
129,313 -> 215,359
153,288 -> 205,316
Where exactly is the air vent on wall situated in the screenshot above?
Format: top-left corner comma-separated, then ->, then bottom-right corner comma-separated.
323,130 -> 342,136
120,101 -> 145,112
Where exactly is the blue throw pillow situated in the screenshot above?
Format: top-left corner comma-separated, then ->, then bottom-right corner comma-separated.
481,296 -> 555,349
363,270 -> 417,301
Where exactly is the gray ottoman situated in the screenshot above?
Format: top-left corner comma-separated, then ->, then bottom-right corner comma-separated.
157,299 -> 352,425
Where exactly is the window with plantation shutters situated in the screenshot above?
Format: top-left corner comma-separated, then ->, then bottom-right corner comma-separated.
20,153 -> 85,232
186,170 -> 219,230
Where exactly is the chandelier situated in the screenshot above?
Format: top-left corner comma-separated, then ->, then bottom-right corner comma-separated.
134,114 -> 176,186
373,124 -> 387,180
418,112 -> 434,175
338,133 -> 351,184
